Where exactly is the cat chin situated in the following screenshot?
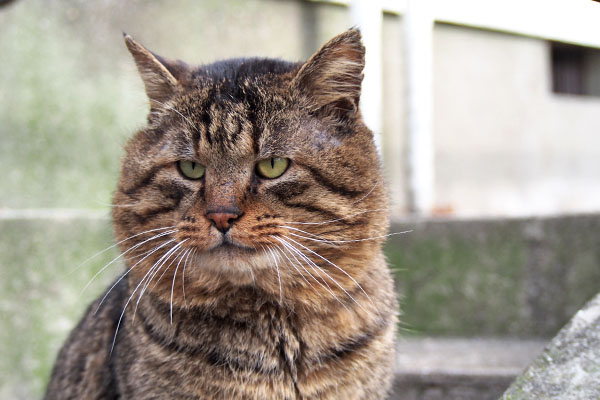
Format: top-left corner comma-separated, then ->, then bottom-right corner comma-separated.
189,247 -> 274,281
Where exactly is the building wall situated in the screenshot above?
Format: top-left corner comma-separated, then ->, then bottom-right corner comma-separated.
432,23 -> 600,217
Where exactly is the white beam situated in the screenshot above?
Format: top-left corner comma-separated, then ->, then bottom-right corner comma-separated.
312,0 -> 600,49
404,0 -> 435,215
350,0 -> 384,153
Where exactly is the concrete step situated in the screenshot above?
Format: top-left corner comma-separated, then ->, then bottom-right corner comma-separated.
391,338 -> 547,400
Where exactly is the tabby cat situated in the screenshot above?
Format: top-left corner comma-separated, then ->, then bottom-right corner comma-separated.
45,29 -> 397,399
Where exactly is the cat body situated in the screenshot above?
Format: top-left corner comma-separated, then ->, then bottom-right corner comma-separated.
45,30 -> 397,399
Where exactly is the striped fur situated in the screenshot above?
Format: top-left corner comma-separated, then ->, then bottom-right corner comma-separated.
45,29 -> 397,399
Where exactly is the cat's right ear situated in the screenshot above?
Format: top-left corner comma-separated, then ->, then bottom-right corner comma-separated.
123,33 -> 189,107
292,28 -> 365,121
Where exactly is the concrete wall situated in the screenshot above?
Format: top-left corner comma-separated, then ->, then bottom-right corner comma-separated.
387,213 -> 600,337
432,24 -> 600,217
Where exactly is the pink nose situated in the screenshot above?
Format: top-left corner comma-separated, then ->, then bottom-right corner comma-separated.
206,211 -> 241,233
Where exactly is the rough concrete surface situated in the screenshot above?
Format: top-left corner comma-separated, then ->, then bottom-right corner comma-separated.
388,214 -> 600,337
502,292 -> 600,399
392,338 -> 546,400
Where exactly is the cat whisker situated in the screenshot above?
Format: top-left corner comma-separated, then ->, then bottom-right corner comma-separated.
275,237 -> 350,312
282,208 -> 387,225
274,239 -> 328,296
170,246 -> 192,324
284,231 -> 338,246
82,229 -> 177,295
278,225 -> 334,241
111,258 -> 163,351
95,239 -> 175,314
181,248 -> 196,307
110,241 -> 186,354
271,242 -> 314,292
146,242 -> 186,294
351,178 -> 380,205
71,226 -> 176,276
284,236 -> 374,314
134,241 -> 188,320
122,243 -> 170,262
287,230 -> 413,245
262,245 -> 283,304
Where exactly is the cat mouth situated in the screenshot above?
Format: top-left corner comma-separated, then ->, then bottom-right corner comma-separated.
209,240 -> 256,254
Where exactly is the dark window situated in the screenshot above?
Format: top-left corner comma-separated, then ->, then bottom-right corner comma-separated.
551,42 -> 600,97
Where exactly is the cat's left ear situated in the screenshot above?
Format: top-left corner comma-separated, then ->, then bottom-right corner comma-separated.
292,28 -> 365,120
124,34 -> 190,106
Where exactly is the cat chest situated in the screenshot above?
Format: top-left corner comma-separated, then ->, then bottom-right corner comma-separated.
118,304 -> 302,398
117,300 -> 384,399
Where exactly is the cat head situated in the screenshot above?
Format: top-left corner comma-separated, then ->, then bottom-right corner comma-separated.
112,29 -> 388,306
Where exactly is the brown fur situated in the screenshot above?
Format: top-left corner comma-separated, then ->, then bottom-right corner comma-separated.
45,29 -> 397,399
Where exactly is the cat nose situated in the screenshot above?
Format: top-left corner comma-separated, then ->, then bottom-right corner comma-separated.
206,210 -> 242,233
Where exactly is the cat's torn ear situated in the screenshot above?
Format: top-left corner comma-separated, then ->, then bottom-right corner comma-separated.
293,28 -> 365,119
123,33 -> 189,107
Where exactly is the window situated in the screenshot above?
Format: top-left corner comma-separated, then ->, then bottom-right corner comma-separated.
551,42 -> 600,97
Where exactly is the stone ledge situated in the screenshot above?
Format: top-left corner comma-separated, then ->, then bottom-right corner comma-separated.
502,292 -> 600,399
391,338 -> 546,400
392,372 -> 514,400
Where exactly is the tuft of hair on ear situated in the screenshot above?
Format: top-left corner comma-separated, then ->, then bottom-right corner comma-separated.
123,33 -> 190,108
292,28 -> 365,122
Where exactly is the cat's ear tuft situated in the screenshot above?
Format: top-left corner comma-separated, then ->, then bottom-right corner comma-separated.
124,35 -> 189,106
292,28 -> 365,120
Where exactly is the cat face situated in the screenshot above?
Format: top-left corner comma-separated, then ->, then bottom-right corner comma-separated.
112,30 -> 388,305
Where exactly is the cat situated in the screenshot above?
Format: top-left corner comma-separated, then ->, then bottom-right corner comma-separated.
44,28 -> 397,400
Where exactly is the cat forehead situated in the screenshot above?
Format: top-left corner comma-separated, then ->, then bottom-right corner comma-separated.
159,60 -> 303,154
172,58 -> 300,121
192,57 -> 300,82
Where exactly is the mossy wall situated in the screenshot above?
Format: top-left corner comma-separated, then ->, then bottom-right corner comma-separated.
388,214 -> 600,337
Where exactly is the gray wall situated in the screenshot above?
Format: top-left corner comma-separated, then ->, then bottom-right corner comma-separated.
432,24 -> 600,217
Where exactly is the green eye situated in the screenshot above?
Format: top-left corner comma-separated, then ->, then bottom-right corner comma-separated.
256,157 -> 289,179
177,160 -> 205,179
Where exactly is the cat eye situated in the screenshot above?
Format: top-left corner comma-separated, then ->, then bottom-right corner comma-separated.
177,160 -> 205,180
256,157 -> 289,179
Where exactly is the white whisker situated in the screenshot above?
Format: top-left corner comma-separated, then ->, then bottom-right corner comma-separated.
135,241 -> 187,316
95,239 -> 175,314
170,245 -> 191,324
181,248 -> 195,307
351,179 -> 380,205
287,230 -> 413,245
72,226 -> 175,276
110,241 -> 182,354
82,229 -> 176,295
275,237 -> 349,311
282,208 -> 387,225
272,243 -> 313,290
263,245 -> 283,304
284,236 -> 374,314
279,225 -> 333,241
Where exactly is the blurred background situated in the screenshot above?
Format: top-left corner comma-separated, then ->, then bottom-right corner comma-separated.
1,0 -> 599,399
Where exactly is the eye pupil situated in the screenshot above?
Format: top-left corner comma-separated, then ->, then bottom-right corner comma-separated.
177,160 -> 205,180
256,157 -> 289,179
